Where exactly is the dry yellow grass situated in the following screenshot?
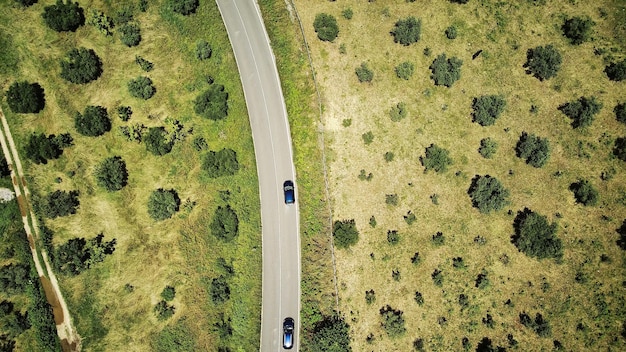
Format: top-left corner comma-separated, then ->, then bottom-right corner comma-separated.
295,0 -> 625,350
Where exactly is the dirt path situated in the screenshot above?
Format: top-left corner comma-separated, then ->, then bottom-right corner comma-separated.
0,107 -> 81,351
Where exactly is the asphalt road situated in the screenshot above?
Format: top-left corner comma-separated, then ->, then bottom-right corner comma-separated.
215,1 -> 301,351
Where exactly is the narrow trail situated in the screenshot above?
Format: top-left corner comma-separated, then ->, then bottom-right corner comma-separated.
0,107 -> 81,352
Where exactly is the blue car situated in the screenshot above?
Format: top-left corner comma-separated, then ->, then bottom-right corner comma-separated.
283,180 -> 295,204
283,317 -> 294,349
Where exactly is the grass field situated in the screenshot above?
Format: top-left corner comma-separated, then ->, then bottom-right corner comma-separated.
0,0 -> 261,350
293,0 -> 626,350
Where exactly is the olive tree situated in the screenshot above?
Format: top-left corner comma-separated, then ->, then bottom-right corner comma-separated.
558,96 -> 602,128
147,188 -> 180,221
570,179 -> 598,206
128,76 -> 156,100
333,219 -> 359,249
420,144 -> 452,173
5,81 -> 45,113
524,45 -> 562,81
210,205 -> 239,242
74,105 -> 111,137
515,132 -> 550,168
41,190 -> 80,219
42,0 -> 84,32
605,59 -> 626,81
194,84 -> 229,120
562,16 -> 594,45
313,13 -> 339,42
169,0 -> 199,16
202,149 -> 239,178
471,95 -> 506,126
391,17 -> 421,46
60,47 -> 103,84
429,54 -> 462,87
94,156 -> 128,191
468,175 -> 510,213
512,208 -> 562,260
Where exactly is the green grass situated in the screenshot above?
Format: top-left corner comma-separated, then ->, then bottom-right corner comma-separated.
294,0 -> 626,351
0,0 -> 261,350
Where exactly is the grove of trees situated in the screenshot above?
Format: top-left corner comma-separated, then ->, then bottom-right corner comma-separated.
194,84 -> 229,120
24,133 -> 71,164
60,47 -> 103,84
512,208 -> 562,260
429,54 -> 462,87
467,175 -> 510,213
54,234 -> 116,276
420,144 -> 452,173
74,105 -> 111,136
391,17 -> 421,46
332,219 -> 359,249
524,44 -> 562,81
313,13 -> 339,42
147,188 -> 180,221
515,132 -> 550,168
42,0 -> 84,32
558,96 -> 602,128
94,156 -> 128,191
471,95 -> 506,126
5,81 -> 45,113
41,190 -> 80,219
210,205 -> 239,242
201,148 -> 239,178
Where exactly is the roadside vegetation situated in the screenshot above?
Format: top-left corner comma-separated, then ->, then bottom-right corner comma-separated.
1,0 -> 261,350
295,0 -> 626,351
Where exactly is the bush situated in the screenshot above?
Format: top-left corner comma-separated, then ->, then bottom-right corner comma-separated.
194,84 -> 229,120
308,315 -> 351,352
332,219 -> 359,249
42,0 -> 84,32
42,190 -> 79,218
94,156 -> 128,191
385,194 -> 398,206
117,106 -> 132,121
420,144 -> 452,173
570,179 -> 598,206
210,275 -> 230,304
468,175 -> 510,213
478,138 -> 498,158
515,132 -> 550,167
380,305 -> 405,337
5,81 -> 45,113
161,286 -> 176,301
391,17 -> 421,46
210,205 -> 239,242
119,23 -> 141,47
128,76 -> 156,100
55,233 -> 116,275
429,54 -> 462,87
558,96 -> 602,128
414,291 -> 424,305
512,208 -> 562,260
395,61 -> 414,80
0,156 -> 9,177
615,103 -> 626,124
445,26 -> 457,39
313,13 -> 339,42
342,8 -> 353,20
520,312 -> 551,337
144,127 -> 173,156
87,9 -> 113,36
24,133 -> 69,164
605,59 -> 626,81
387,230 -> 400,245
562,16 -> 594,45
14,0 -> 38,6
355,62 -> 374,83
389,102 -> 407,121
617,220 -> 626,250
196,40 -> 212,60
169,0 -> 199,15
475,269 -> 490,289
432,269 -> 443,286
60,47 -> 102,84
524,45 -> 562,81
74,105 -> 111,137
154,300 -> 175,320
202,148 -> 239,178
615,137 -> 626,162
471,95 -> 506,126
431,232 -> 445,246
147,189 -> 180,221
450,0 -> 469,3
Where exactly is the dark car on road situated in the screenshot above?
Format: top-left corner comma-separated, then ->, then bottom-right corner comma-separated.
283,180 -> 295,204
283,317 -> 294,349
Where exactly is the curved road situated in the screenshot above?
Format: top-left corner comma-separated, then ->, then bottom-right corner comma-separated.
215,1 -> 301,351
